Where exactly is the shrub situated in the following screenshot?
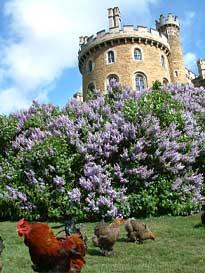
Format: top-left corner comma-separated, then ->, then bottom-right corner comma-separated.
0,83 -> 204,220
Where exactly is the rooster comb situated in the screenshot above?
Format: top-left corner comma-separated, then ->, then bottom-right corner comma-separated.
17,218 -> 26,226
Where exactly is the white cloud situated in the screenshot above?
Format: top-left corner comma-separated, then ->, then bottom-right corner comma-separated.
0,88 -> 31,114
184,52 -> 197,72
0,0 -> 159,114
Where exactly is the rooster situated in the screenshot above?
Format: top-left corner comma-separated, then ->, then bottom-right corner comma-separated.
17,218 -> 86,273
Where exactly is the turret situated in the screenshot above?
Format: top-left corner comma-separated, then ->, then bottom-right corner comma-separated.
197,59 -> 205,79
156,14 -> 187,83
156,14 -> 180,33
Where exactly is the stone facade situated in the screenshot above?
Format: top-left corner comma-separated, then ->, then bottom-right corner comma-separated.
78,7 -> 195,98
81,43 -> 171,97
193,59 -> 205,88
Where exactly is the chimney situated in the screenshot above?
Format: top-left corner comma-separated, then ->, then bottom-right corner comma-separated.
108,8 -> 114,29
113,7 -> 121,29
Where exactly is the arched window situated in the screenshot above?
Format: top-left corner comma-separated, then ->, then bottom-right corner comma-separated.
161,55 -> 165,68
163,78 -> 169,85
174,70 -> 178,77
87,82 -> 95,92
107,50 -> 115,63
106,74 -> 119,89
87,60 -> 93,73
135,73 -> 147,91
134,48 -> 142,60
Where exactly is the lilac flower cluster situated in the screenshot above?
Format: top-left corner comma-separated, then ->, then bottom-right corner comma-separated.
78,162 -> 125,216
12,128 -> 51,151
12,100 -> 57,132
5,185 -> 35,211
1,82 -> 204,219
166,84 -> 205,114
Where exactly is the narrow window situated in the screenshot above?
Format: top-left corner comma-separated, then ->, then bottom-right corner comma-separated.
135,73 -> 147,91
107,50 -> 115,63
163,78 -> 169,85
161,55 -> 165,68
175,70 -> 178,77
87,82 -> 95,92
134,48 -> 142,60
87,60 -> 93,73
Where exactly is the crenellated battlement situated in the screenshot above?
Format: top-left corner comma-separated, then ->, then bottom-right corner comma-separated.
156,13 -> 180,31
79,25 -> 169,46
79,24 -> 170,62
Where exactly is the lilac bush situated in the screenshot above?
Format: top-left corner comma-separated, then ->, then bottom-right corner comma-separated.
0,82 -> 204,220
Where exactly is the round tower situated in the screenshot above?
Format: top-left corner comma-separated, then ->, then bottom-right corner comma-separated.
79,7 -> 172,99
156,14 -> 187,83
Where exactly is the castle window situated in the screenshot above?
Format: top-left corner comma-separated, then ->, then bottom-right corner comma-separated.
163,78 -> 169,85
161,55 -> 165,68
134,48 -> 142,61
107,50 -> 115,63
107,74 -> 119,87
87,82 -> 95,92
87,60 -> 93,73
135,73 -> 147,91
174,70 -> 178,77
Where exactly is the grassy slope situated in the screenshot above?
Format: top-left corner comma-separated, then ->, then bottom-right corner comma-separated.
0,214 -> 205,273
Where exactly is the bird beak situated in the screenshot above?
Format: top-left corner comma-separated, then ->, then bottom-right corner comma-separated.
17,228 -> 23,237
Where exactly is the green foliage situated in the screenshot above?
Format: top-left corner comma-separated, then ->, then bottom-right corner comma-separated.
123,99 -> 138,122
86,89 -> 97,100
23,107 -> 60,130
137,89 -> 184,128
0,115 -> 17,156
0,136 -> 85,220
122,89 -> 184,129
152,80 -> 162,90
128,176 -> 197,217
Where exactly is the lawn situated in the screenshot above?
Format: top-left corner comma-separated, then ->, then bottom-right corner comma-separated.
0,214 -> 205,273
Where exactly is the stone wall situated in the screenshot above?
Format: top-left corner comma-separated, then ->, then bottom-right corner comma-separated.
167,31 -> 187,83
82,42 -> 171,97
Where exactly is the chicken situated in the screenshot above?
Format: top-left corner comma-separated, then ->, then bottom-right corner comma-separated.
125,218 -> 155,243
92,216 -> 124,256
0,235 -> 4,273
17,218 -> 86,273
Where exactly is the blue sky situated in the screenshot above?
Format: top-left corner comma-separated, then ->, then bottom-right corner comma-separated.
0,0 -> 204,114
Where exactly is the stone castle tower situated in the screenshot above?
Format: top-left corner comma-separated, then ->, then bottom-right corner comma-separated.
155,14 -> 187,83
78,7 -> 187,98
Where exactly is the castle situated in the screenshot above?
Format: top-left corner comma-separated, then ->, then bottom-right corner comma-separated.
78,7 -> 204,99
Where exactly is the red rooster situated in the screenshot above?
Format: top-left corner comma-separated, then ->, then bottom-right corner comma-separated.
17,218 -> 86,273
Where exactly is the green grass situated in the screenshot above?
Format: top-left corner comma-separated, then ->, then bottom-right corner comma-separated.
1,214 -> 205,273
